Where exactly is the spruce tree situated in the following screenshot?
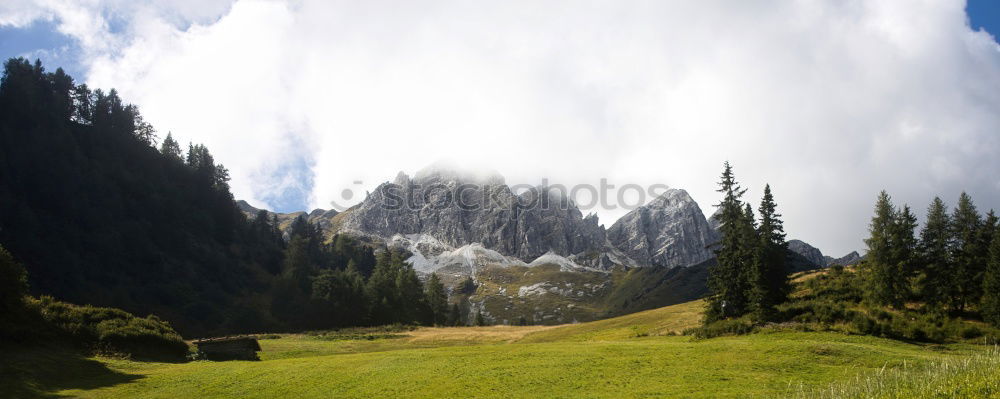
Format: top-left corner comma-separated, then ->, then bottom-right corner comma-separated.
741,202 -> 761,312
474,311 -> 486,326
892,205 -> 918,300
918,197 -> 952,311
706,162 -> 751,321
949,192 -> 982,313
864,191 -> 904,307
447,303 -> 462,326
983,224 -> 1000,327
749,184 -> 788,321
424,273 -> 449,325
159,132 -> 182,160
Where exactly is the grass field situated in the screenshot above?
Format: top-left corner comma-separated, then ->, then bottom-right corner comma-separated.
3,300 -> 996,398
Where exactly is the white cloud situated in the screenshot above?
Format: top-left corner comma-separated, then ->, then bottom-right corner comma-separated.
4,0 -> 1000,256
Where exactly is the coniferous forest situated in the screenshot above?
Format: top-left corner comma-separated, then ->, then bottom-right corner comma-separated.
701,162 -> 1000,340
0,58 -> 451,339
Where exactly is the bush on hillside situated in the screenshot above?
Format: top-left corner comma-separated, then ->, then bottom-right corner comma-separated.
23,296 -> 189,360
774,267 -> 1000,343
684,318 -> 755,339
696,266 -> 1000,343
0,246 -> 29,336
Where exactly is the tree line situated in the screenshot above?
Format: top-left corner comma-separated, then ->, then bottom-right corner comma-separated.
264,215 -> 472,329
865,191 -> 1000,325
704,161 -> 1000,330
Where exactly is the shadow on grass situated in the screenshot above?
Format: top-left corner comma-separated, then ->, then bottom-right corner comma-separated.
0,344 -> 144,398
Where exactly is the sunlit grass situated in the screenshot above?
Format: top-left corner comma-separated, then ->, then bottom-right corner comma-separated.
27,300 -> 987,399
794,345 -> 1000,399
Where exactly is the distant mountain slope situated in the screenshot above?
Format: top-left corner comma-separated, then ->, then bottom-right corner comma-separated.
787,239 -> 826,269
237,200 -> 338,238
824,251 -> 864,266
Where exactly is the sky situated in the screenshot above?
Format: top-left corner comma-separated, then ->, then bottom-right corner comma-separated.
2,1 -> 1000,257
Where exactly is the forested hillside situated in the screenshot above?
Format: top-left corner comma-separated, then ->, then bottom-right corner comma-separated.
0,59 -> 441,337
0,58 -> 291,336
695,162 -> 1000,340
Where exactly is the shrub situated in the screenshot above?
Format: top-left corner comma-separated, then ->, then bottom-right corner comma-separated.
851,313 -> 877,335
26,296 -> 188,360
960,326 -> 984,339
686,318 -> 755,339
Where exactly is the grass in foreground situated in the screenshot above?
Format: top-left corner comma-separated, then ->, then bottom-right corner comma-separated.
796,345 -> 1000,399
4,300 -> 993,399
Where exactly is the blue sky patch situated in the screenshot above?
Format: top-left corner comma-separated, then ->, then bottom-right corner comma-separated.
968,0 -> 1000,38
0,19 -> 83,79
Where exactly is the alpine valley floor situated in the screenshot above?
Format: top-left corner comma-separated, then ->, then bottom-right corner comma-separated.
4,300 -> 997,399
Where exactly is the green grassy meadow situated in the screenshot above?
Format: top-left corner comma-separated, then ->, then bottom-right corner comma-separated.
4,299 -> 997,398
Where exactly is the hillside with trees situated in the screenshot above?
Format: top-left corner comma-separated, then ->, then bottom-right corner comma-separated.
0,58 -> 448,337
698,162 -> 1000,341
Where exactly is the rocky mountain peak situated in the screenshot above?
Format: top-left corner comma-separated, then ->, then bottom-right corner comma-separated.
411,162 -> 506,186
607,188 -> 718,268
787,239 -> 825,268
825,251 -> 863,266
339,169 -> 605,264
647,188 -> 696,209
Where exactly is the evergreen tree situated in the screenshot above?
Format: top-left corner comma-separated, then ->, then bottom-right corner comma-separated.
366,249 -> 428,325
984,211 -> 998,243
310,265 -> 367,328
71,83 -> 92,124
474,311 -> 486,326
983,224 -> 1000,327
749,184 -> 789,321
447,303 -> 462,326
918,197 -> 952,311
424,273 -> 449,325
160,132 -> 182,160
458,276 -> 477,295
892,205 -> 919,297
706,162 -> 752,321
949,192 -> 983,313
132,110 -> 157,146
864,191 -> 907,307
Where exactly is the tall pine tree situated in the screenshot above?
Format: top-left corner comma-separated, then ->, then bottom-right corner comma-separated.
706,162 -> 752,321
864,191 -> 909,308
949,192 -> 982,313
892,205 -> 919,299
424,273 -> 449,325
917,197 -> 952,311
749,184 -> 789,321
159,132 -> 182,160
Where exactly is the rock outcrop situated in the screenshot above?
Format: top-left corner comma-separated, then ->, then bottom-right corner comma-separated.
825,251 -> 863,266
787,239 -> 826,269
339,167 -> 608,264
607,189 -> 719,268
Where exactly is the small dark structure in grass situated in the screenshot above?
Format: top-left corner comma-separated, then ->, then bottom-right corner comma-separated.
192,336 -> 261,360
